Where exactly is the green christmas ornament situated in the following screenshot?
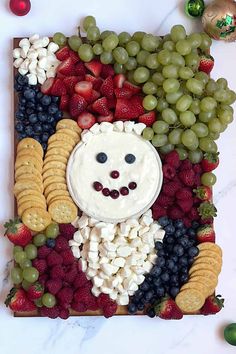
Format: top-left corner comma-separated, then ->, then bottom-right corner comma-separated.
185,0 -> 205,18
224,323 -> 236,346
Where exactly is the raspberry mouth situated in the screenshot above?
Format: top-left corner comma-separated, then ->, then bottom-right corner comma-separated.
93,181 -> 137,199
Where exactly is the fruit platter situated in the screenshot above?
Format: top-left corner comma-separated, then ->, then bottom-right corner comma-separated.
4,15 -> 234,320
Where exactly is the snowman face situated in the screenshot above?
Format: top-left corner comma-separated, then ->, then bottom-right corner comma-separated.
67,129 -> 163,222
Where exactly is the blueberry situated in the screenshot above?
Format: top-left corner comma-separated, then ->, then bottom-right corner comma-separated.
153,277 -> 162,287
48,104 -> 59,115
157,249 -> 165,257
46,238 -> 56,248
96,152 -> 108,163
140,281 -> 150,292
36,92 -> 44,101
15,111 -> 25,120
188,239 -> 196,247
166,259 -> 175,270
158,216 -> 169,227
161,272 -> 170,283
41,133 -> 49,142
188,246 -> 199,258
191,221 -> 200,229
29,113 -> 38,124
54,111 -> 63,120
48,127 -> 55,135
41,95 -> 51,106
146,307 -> 156,318
20,98 -> 27,105
178,256 -> 188,267
19,132 -> 27,139
36,104 -> 43,112
170,274 -> 179,285
26,108 -> 34,115
128,303 -> 137,314
144,290 -> 154,302
151,266 -> 162,277
178,237 -> 190,249
181,266 -> 188,275
180,273 -> 189,283
125,153 -> 136,164
171,265 -> 179,274
169,255 -> 178,264
175,229 -> 182,238
26,101 -> 35,109
164,244 -> 173,253
38,112 -> 48,123
164,284 -> 170,293
24,89 -> 35,100
51,96 -> 60,103
173,244 -> 184,257
154,286 -> 165,297
187,228 -> 196,237
14,83 -> 23,92
25,125 -> 34,136
146,274 -> 153,283
188,257 -> 195,265
15,122 -> 24,133
16,74 -> 28,86
155,256 -> 165,268
46,115 -> 55,124
181,226 -> 187,235
154,241 -> 163,251
170,286 -> 180,298
34,123 -> 43,134
18,104 -> 26,112
165,236 -> 175,244
165,224 -> 175,235
137,303 -> 145,311
174,219 -> 184,229
42,123 -> 51,132
134,290 -> 143,299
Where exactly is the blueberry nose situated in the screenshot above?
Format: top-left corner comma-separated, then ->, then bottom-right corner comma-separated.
110,170 -> 120,179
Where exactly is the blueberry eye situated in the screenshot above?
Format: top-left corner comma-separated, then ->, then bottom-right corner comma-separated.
96,152 -> 107,163
125,154 -> 136,164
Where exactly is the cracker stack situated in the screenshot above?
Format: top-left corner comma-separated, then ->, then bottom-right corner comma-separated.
43,119 -> 81,223
14,138 -> 51,232
176,242 -> 222,313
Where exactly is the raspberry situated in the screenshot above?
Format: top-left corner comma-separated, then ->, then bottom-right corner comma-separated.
175,187 -> 193,200
47,250 -> 63,267
37,245 -> 51,259
40,306 -> 60,319
88,297 -> 99,311
59,308 -> 70,319
188,207 -> 200,221
97,293 -> 111,308
162,164 -> 176,180
54,236 -> 70,252
103,301 -> 118,318
164,150 -> 180,169
180,159 -> 192,171
59,224 -> 77,240
155,194 -> 173,207
193,163 -> 202,174
162,181 -> 181,197
60,249 -> 75,265
177,199 -> 193,212
38,274 -> 49,286
179,170 -> 195,187
46,279 -> 62,295
32,259 -> 47,274
74,287 -> 91,302
71,301 -> 88,312
151,204 -> 166,220
183,217 -> 192,228
50,265 -> 65,279
57,287 -> 73,307
194,174 -> 201,187
168,206 -> 184,220
64,263 -> 77,283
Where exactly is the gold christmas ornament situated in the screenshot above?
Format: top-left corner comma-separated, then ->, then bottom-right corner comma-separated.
202,0 -> 236,42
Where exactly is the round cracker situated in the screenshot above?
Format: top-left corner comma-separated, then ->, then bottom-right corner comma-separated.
48,200 -> 77,223
18,200 -> 46,217
47,190 -> 70,204
43,154 -> 67,165
49,196 -> 73,204
15,156 -> 43,172
18,194 -> 46,207
17,138 -> 43,158
16,173 -> 43,185
14,180 -> 43,196
47,141 -> 74,153
181,281 -> 208,298
15,166 -> 43,180
190,269 -> 218,283
17,189 -> 44,200
48,133 -> 75,146
45,147 -> 70,159
43,176 -> 66,190
43,161 -> 66,173
189,263 -> 219,276
189,276 -> 217,296
43,168 -> 66,180
175,289 -> 205,313
197,242 -> 222,257
17,149 -> 43,162
194,257 -> 222,273
196,250 -> 222,262
56,119 -> 82,134
44,183 -> 68,197
22,208 -> 51,232
57,128 -> 80,141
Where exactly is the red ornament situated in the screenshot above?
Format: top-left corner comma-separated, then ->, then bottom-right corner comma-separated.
9,0 -> 31,16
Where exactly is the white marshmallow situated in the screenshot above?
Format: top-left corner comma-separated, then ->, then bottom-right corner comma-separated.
112,257 -> 125,268
124,121 -> 135,133
87,268 -> 97,278
88,217 -> 99,226
37,47 -> 47,58
143,209 -> 152,217
109,291 -> 118,300
81,227 -> 90,240
42,37 -> 50,47
91,286 -> 100,297
120,266 -> 132,278
93,275 -> 104,287
88,251 -> 99,262
71,246 -> 81,259
112,275 -> 123,287
139,226 -> 150,236
106,251 -> 116,259
99,256 -> 109,264
20,58 -> 30,71
89,262 -> 100,270
113,120 -> 124,132
20,46 -> 29,59
133,123 -> 146,135
147,253 -> 157,264
98,271 -> 109,280
128,227 -> 138,239
46,67 -> 56,78
104,242 -> 117,252
36,67 -> 46,77
154,229 -> 165,241
33,39 -> 44,49
90,123 -> 100,134
119,223 -> 130,236
101,263 -> 119,276
114,236 -> 127,246
143,260 -> 153,273
150,222 -> 162,234
73,230 -> 83,244
13,58 -> 23,68
13,48 -> 21,59
47,42 -> 59,53
117,293 -> 129,305
130,237 -> 142,248
100,122 -> 114,133
29,34 -> 40,43
117,246 -> 132,257
27,50 -> 38,60
38,57 -> 49,70
140,215 -> 153,227
117,283 -> 125,294
18,68 -> 28,76
80,259 -> 87,272
89,241 -> 99,252
19,38 -> 30,48
136,274 -> 145,285
68,240 -> 79,247
126,218 -> 139,227
100,286 -> 113,294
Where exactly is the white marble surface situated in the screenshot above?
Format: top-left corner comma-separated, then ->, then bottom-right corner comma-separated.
0,0 -> 236,353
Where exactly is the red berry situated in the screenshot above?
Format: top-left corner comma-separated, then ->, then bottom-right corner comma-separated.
77,111 -> 96,129
50,265 -> 65,280
85,59 -> 102,77
100,76 -> 114,98
93,181 -> 103,191
71,301 -> 88,312
168,206 -> 184,220
162,164 -> 176,180
74,81 -> 93,101
120,187 -> 129,196
59,307 -> 70,319
110,190 -> 120,199
177,199 -> 193,213
110,170 -> 119,179
152,204 -> 166,220
59,224 -> 77,240
40,306 -> 60,319
164,150 -> 181,169
32,259 -> 47,274
38,274 -> 48,286
138,111 -> 156,126
54,236 -> 70,253
46,279 -> 62,295
155,194 -> 173,207
102,188 -> 110,196
128,182 -> 137,190
162,181 -> 181,197
37,245 -> 51,259
47,250 -> 63,267
179,159 -> 192,171
73,272 -> 89,289
64,263 -> 77,283
175,188 -> 193,200
60,249 -> 75,265
103,302 -> 118,318
179,169 -> 195,187
97,293 -> 110,308
57,287 -> 73,307
101,64 -> 115,79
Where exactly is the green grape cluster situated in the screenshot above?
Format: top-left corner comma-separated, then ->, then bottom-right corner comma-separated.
53,17 -> 236,162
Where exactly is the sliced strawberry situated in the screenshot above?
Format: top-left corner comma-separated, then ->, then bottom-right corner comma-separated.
69,50 -> 80,64
113,74 -> 126,88
101,64 -> 115,79
115,96 -> 145,120
51,78 -> 67,96
69,94 -> 87,117
123,81 -> 141,94
41,77 -> 55,94
57,57 -> 75,76
97,112 -> 114,123
74,81 -> 93,101
55,46 -> 70,61
92,97 -> 110,116
74,62 -> 87,77
138,111 -> 156,126
87,90 -> 101,104
85,74 -> 103,90
77,112 -> 96,129
130,95 -> 145,115
85,59 -> 102,77
63,76 -> 79,95
59,95 -> 69,110
114,87 -> 134,99
107,96 -> 116,109
100,77 -> 114,98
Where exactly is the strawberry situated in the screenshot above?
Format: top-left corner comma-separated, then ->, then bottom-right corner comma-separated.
74,81 -> 93,101
115,96 -> 145,120
97,112 -> 114,123
55,46 -> 70,61
92,97 -> 110,116
100,64 -> 115,78
85,59 -> 102,77
46,279 -> 63,295
57,57 -> 75,76
168,206 -> 184,219
85,74 -> 103,90
63,76 -> 79,95
164,150 -> 181,169
41,77 -> 55,94
138,111 -> 156,126
175,187 -> 192,200
194,186 -> 212,201
114,87 -> 133,99
59,94 -> 69,110
162,164 -> 176,180
113,74 -> 125,88
69,50 -> 80,63
162,181 -> 181,197
27,282 -> 44,300
200,295 -> 224,315
177,199 -> 193,213
201,152 -> 219,172
197,224 -> 215,243
77,112 -> 96,129
107,97 -> 116,109
198,201 -> 217,220
69,94 -> 87,117
4,218 -> 32,246
155,297 -> 183,320
179,169 -> 195,187
123,81 -> 141,94
198,53 -> 214,75
130,95 -> 145,115
51,78 -> 67,96
87,89 -> 101,104
100,76 -> 114,98
5,288 -> 36,312
152,204 -> 167,220
74,62 -> 87,77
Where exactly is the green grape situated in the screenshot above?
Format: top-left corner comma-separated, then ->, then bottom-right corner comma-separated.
152,72 -> 164,85
171,52 -> 185,66
179,111 -> 196,127
125,57 -> 137,71
141,34 -> 158,52
142,127 -> 154,140
53,32 -> 67,46
163,34 -> 171,41
181,129 -> 199,150
176,147 -> 188,160
25,244 -> 37,260
176,40 -> 191,56
199,110 -> 216,123
132,31 -> 146,43
186,78 -> 204,95
83,15 -> 96,31
22,280 -> 31,291
214,89 -> 229,102
185,52 -> 200,70
205,79 -> 218,95
224,323 -> 236,346
68,35 -> 82,51
163,41 -> 175,51
200,33 -> 212,51
190,99 -> 201,115
42,293 -> 56,308
188,149 -> 203,164
45,223 -> 59,239
11,267 -> 23,284
178,67 -> 194,80
163,78 -> 180,93
19,259 -> 32,269
78,44 -> 94,62
209,132 -> 220,140
136,50 -> 149,65
146,53 -> 159,69
170,25 -> 186,42
194,71 -> 209,85
142,82 -> 157,95
151,134 -> 168,147
118,32 -> 131,45
87,26 -> 100,41
113,47 -> 129,64
220,123 -> 228,133
162,64 -> 179,79
159,144 -> 174,154
102,34 -> 119,51
100,51 -> 113,65
176,94 -> 192,112
191,122 -> 209,137
13,246 -> 23,255
208,118 -> 222,133
100,30 -> 114,40
162,108 -> 178,124
200,97 -> 217,112
143,95 -> 157,110
217,108 -> 233,124
166,90 -> 183,104
168,128 -> 183,145
156,87 -> 165,97
14,251 -> 26,264
133,67 -> 150,83
23,267 -> 39,283
114,63 -> 126,74
153,120 -> 169,134
34,298 -> 43,307
156,98 -> 169,112
199,137 -> 217,153
201,172 -> 217,186
93,43 -> 103,55
188,33 -> 202,49
224,90 -> 236,105
126,41 -> 140,57
127,70 -> 136,84
33,233 -> 46,247
157,50 -> 172,66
